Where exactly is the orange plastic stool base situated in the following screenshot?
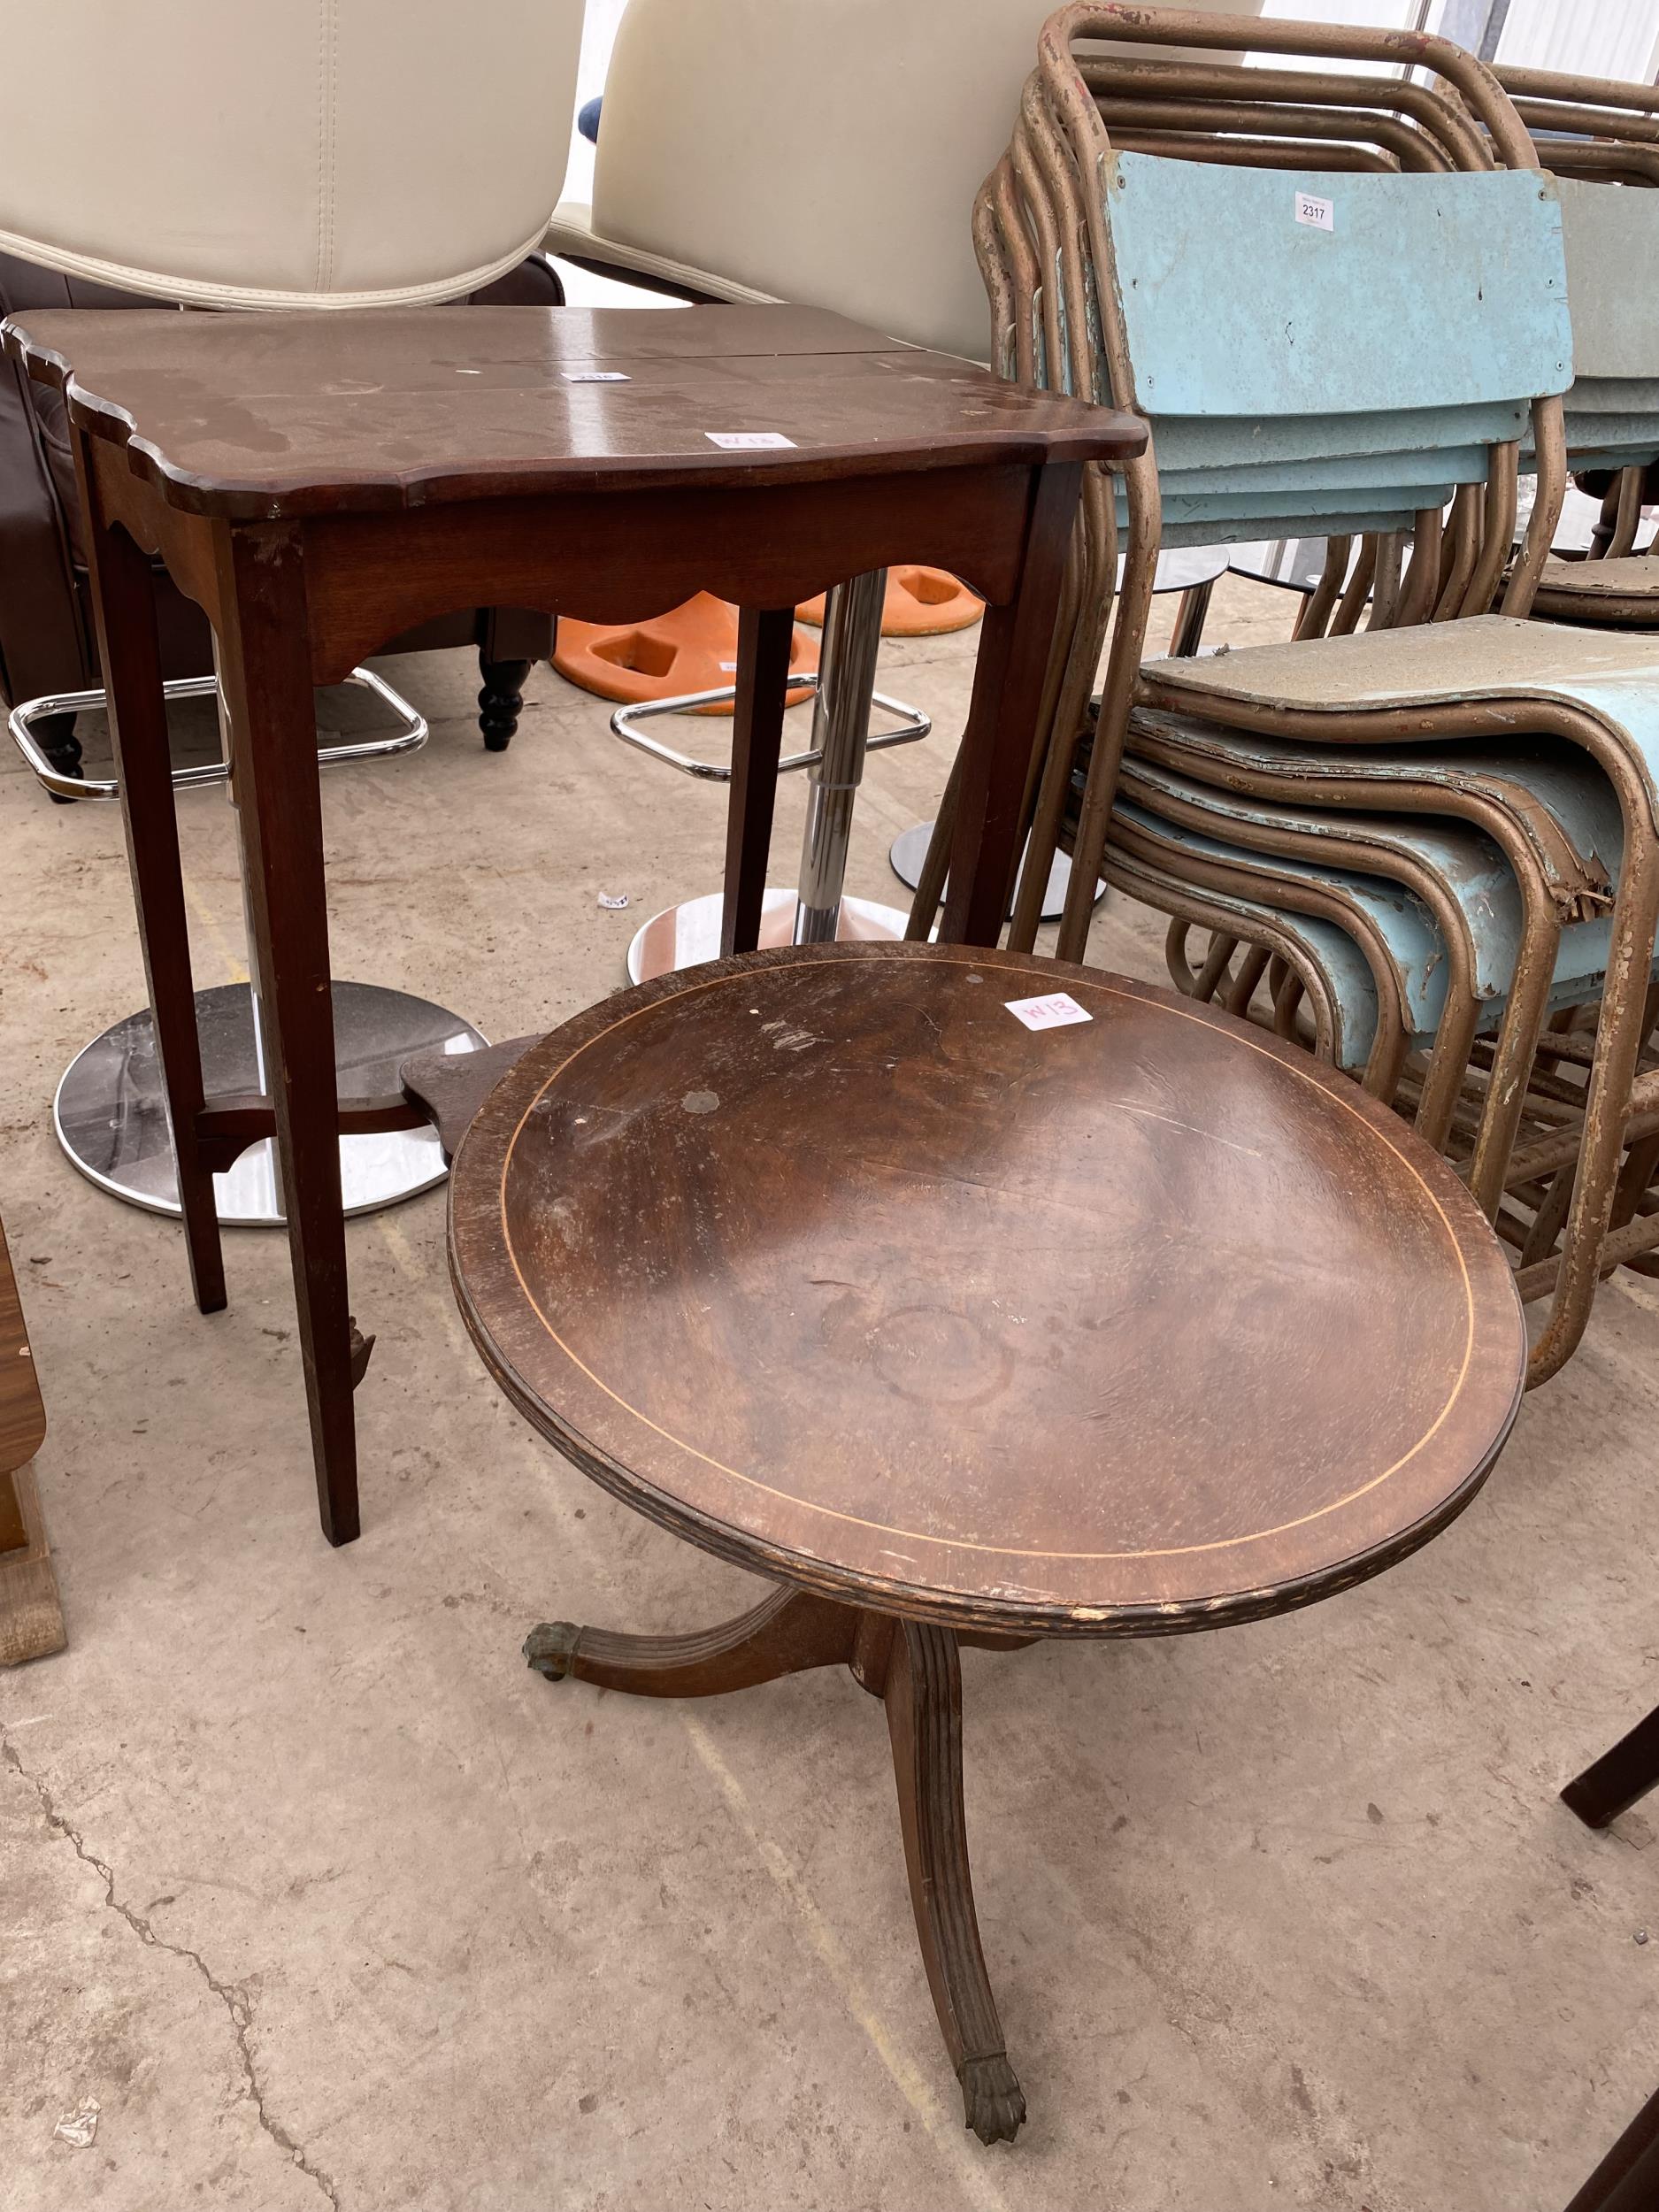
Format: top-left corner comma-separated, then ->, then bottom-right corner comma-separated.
553,592 -> 818,716
795,566 -> 983,636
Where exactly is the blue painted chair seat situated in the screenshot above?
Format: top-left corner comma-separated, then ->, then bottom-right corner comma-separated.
1140,615 -> 1659,838
1126,710 -> 1626,913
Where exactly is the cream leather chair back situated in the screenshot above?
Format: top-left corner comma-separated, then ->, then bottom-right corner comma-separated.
1,0 -> 586,308
590,0 -> 1263,359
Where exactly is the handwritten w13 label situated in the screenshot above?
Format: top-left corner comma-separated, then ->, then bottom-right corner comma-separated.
1294,191 -> 1335,233
706,431 -> 796,449
563,370 -> 630,382
1005,992 -> 1093,1032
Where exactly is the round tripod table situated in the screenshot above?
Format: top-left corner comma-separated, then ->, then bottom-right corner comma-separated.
449,942 -> 1525,2144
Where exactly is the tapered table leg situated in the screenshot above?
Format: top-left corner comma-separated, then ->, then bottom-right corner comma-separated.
722,606 -> 796,957
214,524 -> 359,1547
883,1620 -> 1025,2144
941,460 -> 1082,949
79,456 -> 226,1316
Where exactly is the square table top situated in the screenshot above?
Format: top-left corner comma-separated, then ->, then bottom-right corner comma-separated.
1,302 -> 1145,520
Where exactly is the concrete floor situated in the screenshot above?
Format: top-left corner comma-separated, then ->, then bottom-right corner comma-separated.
2,581 -> 1657,2212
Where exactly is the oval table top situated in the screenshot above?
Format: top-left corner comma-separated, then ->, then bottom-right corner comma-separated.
449,943 -> 1525,1639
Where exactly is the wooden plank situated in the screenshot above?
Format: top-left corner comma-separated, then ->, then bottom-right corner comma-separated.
0,1222 -> 46,1475
0,1463 -> 65,1668
0,1218 -> 65,1668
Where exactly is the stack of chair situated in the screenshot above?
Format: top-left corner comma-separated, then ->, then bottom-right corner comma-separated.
910,2 -> 1659,1386
1485,68 -> 1659,630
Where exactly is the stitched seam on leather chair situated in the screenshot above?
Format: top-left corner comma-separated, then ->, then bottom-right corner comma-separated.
0,228 -> 542,311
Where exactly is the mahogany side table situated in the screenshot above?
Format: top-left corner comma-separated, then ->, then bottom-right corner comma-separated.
0,303 -> 1144,1545
449,941 -> 1526,2142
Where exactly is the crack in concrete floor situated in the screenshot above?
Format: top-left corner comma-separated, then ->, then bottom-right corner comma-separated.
2,1734 -> 340,2211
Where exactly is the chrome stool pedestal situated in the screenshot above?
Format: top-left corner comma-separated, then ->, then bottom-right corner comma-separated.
621,573 -> 927,982
12,668 -> 484,1224
58,980 -> 484,1226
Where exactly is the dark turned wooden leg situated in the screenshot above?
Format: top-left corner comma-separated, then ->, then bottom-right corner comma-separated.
941,460 -> 1082,949
477,654 -> 531,751
1563,1701 -> 1659,1829
214,523 -> 359,1547
720,605 -> 795,958
882,1619 -> 1025,2145
37,710 -> 84,802
525,1584 -> 858,1696
77,484 -> 226,1316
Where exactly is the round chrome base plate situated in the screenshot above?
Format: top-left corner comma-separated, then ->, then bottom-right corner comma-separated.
54,980 -> 486,1227
627,889 -> 910,985
887,821 -> 1102,924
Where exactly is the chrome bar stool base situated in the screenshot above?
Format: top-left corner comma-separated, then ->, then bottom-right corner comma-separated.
55,980 -> 484,1226
9,665 -> 428,801
887,821 -> 1102,925
626,888 -> 909,986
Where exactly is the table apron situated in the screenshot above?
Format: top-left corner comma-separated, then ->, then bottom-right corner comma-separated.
290,465 -> 1041,683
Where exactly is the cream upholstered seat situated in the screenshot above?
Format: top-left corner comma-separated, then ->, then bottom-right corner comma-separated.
2,0 -> 585,308
543,0 -> 1264,972
546,0 -> 1263,359
0,0 -> 589,1237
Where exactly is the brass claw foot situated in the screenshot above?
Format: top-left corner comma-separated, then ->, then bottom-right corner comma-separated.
523,1621 -> 581,1681
959,2053 -> 1026,2145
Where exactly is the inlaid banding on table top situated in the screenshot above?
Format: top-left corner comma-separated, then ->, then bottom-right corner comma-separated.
449,945 -> 1525,1619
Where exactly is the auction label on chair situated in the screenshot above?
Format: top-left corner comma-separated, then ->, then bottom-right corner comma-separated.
1005,992 -> 1093,1032
1294,191 -> 1335,233
705,431 -> 796,449
564,371 -> 631,382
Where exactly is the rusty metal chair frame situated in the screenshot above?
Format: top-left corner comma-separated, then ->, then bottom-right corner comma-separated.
908,4 -> 1659,1384
926,6 -> 1565,967
1133,650 -> 1659,1384
1121,709 -> 1617,1212
1485,70 -> 1659,625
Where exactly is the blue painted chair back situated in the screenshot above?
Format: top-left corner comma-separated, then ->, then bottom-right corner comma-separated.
1556,180 -> 1659,383
1104,154 -> 1572,421
1154,403 -> 1530,472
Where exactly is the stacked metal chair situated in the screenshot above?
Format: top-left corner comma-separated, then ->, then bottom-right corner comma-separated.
910,3 -> 1659,1385
1486,70 -> 1659,630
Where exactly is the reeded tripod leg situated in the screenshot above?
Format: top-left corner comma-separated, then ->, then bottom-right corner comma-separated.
524,1584 -> 858,1697
883,1619 -> 1025,2145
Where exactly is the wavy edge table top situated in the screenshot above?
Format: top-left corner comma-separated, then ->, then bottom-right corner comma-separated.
0,303 -> 1147,519
449,944 -> 1526,1640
